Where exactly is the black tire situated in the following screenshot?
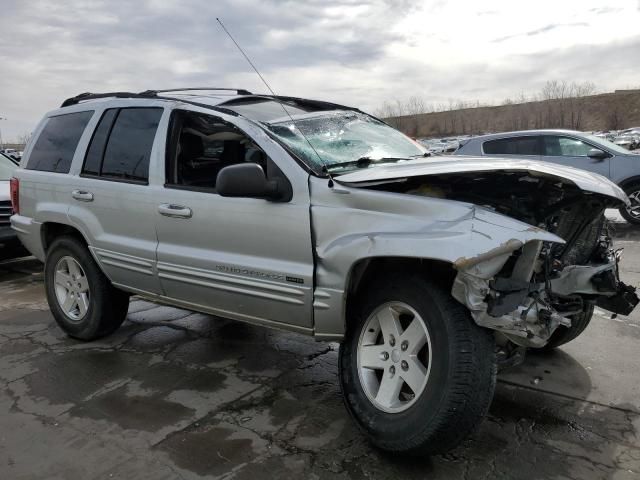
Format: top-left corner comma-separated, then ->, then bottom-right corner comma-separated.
44,236 -> 130,341
541,304 -> 594,350
339,273 -> 496,455
619,183 -> 640,225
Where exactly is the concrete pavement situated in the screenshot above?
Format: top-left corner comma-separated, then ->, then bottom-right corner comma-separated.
0,236 -> 639,479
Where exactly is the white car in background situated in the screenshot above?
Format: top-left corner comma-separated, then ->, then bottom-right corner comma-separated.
0,152 -> 26,259
0,148 -> 22,160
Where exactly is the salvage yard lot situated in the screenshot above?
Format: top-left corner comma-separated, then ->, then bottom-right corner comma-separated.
0,227 -> 639,479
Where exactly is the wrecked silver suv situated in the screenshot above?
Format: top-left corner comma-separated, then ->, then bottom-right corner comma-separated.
11,89 -> 638,455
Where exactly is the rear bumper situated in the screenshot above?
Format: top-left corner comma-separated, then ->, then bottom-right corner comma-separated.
10,215 -> 45,261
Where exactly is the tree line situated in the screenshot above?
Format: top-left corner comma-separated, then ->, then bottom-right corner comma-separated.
373,80 -> 636,137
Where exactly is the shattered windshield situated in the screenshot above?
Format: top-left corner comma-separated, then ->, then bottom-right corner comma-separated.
262,110 -> 427,173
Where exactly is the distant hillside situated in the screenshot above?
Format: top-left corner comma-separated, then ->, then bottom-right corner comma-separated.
385,89 -> 640,137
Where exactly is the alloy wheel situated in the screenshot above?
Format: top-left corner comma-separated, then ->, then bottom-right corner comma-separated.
626,190 -> 640,220
356,301 -> 432,413
54,256 -> 90,321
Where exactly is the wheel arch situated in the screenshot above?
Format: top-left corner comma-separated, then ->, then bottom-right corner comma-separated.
343,256 -> 457,329
41,221 -> 90,253
617,176 -> 640,190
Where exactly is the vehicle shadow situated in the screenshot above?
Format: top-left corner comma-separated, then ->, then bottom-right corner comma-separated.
375,348 -> 637,479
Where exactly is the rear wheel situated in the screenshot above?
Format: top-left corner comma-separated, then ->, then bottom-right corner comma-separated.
620,183 -> 640,225
45,236 -> 130,340
339,273 -> 496,455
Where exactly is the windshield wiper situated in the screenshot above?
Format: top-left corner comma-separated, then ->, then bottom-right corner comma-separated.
324,156 -> 410,172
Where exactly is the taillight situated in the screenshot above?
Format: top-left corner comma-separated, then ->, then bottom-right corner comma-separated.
9,177 -> 19,214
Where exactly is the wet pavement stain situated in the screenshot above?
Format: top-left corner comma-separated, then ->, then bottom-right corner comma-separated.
0,338 -> 42,356
69,386 -> 195,432
131,361 -> 229,398
157,424 -> 265,477
23,350 -> 149,406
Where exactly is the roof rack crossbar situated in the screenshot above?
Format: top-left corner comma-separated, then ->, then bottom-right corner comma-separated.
60,88 -> 252,107
60,91 -> 157,107
141,87 -> 252,95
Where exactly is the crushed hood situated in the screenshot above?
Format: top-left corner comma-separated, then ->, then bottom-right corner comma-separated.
335,156 -> 629,205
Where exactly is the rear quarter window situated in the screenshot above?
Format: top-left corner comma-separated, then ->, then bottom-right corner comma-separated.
26,111 -> 94,173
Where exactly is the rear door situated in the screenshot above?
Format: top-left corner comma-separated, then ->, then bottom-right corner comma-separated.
154,109 -> 315,332
541,135 -> 611,179
67,106 -> 165,294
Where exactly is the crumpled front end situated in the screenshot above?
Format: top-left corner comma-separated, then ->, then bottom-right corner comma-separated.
343,165 -> 639,349
452,217 -> 638,348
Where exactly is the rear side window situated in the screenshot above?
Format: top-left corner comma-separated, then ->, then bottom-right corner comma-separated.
82,107 -> 162,182
483,136 -> 540,156
83,109 -> 118,176
26,111 -> 94,173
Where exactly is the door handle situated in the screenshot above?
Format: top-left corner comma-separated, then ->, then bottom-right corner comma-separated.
158,203 -> 192,218
71,190 -> 94,202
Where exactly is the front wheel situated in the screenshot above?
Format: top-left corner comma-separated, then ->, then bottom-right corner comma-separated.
539,304 -> 594,351
619,183 -> 640,225
339,274 -> 496,455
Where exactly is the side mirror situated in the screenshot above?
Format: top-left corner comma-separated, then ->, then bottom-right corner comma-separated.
588,148 -> 609,160
217,163 -> 281,200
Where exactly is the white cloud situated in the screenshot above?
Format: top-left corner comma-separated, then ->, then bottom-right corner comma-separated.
0,0 -> 638,140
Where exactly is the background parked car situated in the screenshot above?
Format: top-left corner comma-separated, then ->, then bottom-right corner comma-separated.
0,148 -> 22,160
455,129 -> 640,224
0,152 -> 26,260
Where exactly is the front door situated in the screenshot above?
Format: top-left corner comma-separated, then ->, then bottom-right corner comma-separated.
154,109 -> 315,332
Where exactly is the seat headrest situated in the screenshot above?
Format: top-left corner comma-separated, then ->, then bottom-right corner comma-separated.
179,132 -> 204,159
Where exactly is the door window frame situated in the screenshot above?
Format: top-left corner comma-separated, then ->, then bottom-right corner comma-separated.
163,109 -> 293,198
79,106 -> 164,185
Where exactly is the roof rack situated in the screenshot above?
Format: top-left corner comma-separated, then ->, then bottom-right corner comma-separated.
60,88 -> 252,107
141,87 -> 252,95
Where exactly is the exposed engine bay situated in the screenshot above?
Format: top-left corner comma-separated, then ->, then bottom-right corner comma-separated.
364,170 -> 639,349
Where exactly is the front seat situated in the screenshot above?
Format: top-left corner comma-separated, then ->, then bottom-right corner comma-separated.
178,132 -> 204,185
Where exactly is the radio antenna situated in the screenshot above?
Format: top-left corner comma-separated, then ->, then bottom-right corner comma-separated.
216,17 -> 334,186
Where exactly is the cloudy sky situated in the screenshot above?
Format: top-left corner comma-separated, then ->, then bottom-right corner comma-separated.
0,0 -> 639,141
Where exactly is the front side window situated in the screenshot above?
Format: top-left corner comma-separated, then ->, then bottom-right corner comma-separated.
82,107 -> 162,182
483,136 -> 540,155
543,136 -> 593,157
166,110 -> 279,190
27,111 -> 94,173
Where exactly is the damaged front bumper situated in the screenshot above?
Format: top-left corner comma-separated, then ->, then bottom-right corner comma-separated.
452,240 -> 639,348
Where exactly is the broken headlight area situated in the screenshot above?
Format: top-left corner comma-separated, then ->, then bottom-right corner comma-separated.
357,168 -> 637,348
453,222 -> 638,348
